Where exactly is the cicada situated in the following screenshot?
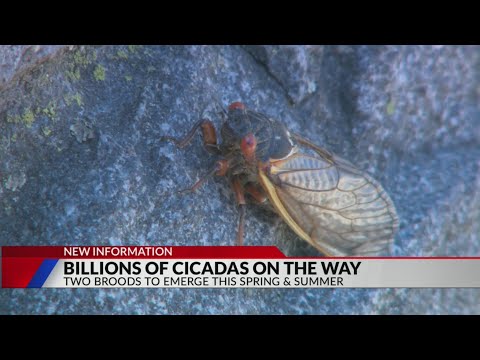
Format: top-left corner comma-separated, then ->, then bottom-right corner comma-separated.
162,102 -> 399,256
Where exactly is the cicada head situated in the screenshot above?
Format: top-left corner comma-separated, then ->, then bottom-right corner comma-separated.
221,102 -> 296,164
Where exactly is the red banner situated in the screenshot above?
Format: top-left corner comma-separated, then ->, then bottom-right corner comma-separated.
1,246 -> 286,259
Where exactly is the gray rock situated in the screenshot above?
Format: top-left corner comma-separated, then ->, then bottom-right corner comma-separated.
244,45 -> 325,104
0,45 -> 68,90
1,45 -> 479,314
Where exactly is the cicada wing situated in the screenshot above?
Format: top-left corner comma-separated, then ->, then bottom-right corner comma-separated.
260,151 -> 399,256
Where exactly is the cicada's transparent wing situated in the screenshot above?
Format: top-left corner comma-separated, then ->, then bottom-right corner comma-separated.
261,150 -> 399,256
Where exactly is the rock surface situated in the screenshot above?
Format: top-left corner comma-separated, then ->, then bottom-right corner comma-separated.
0,45 -> 68,90
1,45 -> 479,314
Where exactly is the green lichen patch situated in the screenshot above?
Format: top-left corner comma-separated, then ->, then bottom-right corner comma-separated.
386,99 -> 396,116
125,75 -> 133,82
128,45 -> 141,53
65,48 -> 98,82
64,92 -> 84,107
147,66 -> 156,73
117,50 -> 129,59
22,108 -> 36,127
6,108 -> 37,127
73,49 -> 97,66
42,127 -> 52,137
6,114 -> 21,124
42,101 -> 57,120
66,68 -> 81,81
93,65 -> 106,81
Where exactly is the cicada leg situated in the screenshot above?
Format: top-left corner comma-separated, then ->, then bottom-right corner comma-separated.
161,119 -> 220,155
178,159 -> 229,194
231,178 -> 247,246
244,183 -> 267,204
163,118 -> 227,193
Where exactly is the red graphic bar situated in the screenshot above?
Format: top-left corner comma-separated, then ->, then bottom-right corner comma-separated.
1,246 -> 287,259
2,257 -> 45,288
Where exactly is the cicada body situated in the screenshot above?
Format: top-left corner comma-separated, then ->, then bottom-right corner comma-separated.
163,102 -> 399,256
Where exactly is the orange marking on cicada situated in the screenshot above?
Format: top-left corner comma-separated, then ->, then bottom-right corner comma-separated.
231,178 -> 246,205
200,120 -> 217,148
231,178 -> 246,246
215,159 -> 229,176
241,133 -> 257,163
245,183 -> 267,204
161,119 -> 220,155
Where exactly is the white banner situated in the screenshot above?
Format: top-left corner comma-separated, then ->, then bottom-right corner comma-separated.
40,259 -> 480,288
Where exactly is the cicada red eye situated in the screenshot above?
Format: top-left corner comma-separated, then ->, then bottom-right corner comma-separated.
241,133 -> 257,163
228,101 -> 246,111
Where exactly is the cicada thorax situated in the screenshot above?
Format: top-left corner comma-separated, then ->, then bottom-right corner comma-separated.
220,106 -> 296,165
219,105 -> 298,210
